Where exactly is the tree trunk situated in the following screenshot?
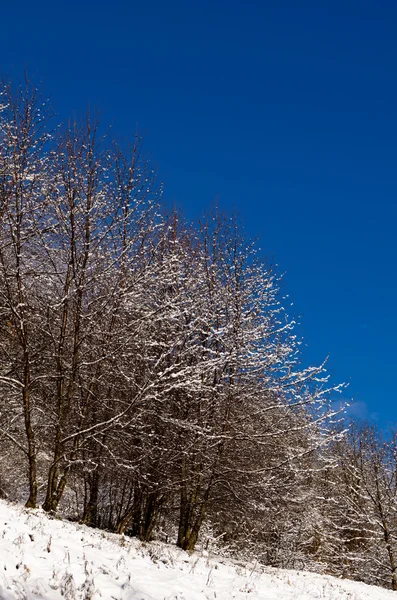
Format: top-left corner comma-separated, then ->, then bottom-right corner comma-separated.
23,360 -> 37,508
42,462 -> 60,512
140,492 -> 164,542
82,471 -> 100,527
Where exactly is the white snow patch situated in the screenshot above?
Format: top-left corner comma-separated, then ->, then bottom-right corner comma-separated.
0,499 -> 393,599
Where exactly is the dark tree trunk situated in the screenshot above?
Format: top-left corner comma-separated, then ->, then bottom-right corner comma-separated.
23,360 -> 37,508
83,470 -> 100,527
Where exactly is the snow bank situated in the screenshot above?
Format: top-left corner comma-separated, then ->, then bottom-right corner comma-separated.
0,500 -> 394,599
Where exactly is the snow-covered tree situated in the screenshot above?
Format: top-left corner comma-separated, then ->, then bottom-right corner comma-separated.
322,422 -> 397,590
0,77 -> 53,507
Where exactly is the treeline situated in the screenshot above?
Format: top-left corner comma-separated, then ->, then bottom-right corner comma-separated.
0,79 -> 396,590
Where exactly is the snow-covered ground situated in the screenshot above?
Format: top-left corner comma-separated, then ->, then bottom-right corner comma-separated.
0,500 -> 394,600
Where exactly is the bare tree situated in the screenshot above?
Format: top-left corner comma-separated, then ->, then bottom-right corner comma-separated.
325,422 -> 397,590
0,77 -> 52,507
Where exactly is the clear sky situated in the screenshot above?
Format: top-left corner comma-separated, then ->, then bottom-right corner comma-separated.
1,0 -> 396,426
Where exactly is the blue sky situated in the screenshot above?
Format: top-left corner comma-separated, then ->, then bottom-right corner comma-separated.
1,0 -> 396,426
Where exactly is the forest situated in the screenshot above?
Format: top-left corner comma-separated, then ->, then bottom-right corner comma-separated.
0,78 -> 396,591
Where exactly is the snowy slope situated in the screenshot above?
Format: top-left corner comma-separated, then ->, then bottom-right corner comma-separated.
0,500 -> 394,600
